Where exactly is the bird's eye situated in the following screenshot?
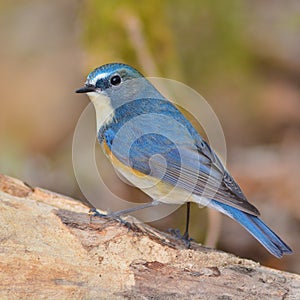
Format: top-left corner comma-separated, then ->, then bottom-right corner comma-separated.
110,75 -> 121,86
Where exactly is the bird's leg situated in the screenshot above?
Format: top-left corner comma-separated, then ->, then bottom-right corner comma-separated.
89,200 -> 160,228
169,202 -> 193,248
183,201 -> 191,240
89,200 -> 160,218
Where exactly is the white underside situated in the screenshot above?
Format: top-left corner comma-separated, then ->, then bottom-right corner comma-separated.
87,92 -> 115,131
116,164 -> 211,208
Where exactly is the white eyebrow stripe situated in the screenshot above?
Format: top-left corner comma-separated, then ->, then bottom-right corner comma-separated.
87,72 -> 111,85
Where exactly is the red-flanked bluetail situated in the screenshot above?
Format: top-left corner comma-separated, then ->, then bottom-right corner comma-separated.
76,63 -> 292,258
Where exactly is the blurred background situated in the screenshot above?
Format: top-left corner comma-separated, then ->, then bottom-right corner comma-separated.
0,0 -> 299,273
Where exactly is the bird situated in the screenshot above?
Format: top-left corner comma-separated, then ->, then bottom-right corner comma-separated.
76,62 -> 292,258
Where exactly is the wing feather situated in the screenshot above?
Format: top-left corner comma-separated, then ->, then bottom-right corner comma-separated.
103,97 -> 259,216
112,133 -> 260,216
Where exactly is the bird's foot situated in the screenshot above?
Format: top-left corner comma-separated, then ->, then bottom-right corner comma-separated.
88,207 -> 107,218
88,208 -> 135,231
168,228 -> 193,248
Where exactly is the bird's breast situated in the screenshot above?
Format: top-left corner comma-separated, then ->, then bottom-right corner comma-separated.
88,92 -> 115,131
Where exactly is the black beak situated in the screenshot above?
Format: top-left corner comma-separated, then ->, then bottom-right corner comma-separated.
75,85 -> 96,93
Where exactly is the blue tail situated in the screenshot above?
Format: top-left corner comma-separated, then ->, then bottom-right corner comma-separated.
210,200 -> 292,258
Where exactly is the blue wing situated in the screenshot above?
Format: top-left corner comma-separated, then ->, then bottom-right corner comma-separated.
100,98 -> 259,215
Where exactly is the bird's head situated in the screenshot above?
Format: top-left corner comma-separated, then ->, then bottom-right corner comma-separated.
76,63 -> 163,129
76,63 -> 154,106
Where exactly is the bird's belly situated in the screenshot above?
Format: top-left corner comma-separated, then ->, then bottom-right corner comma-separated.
102,141 -> 193,205
118,166 -> 193,205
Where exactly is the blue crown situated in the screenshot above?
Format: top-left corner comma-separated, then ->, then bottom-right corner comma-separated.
87,63 -> 143,83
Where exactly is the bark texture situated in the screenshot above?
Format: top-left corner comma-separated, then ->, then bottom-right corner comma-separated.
0,174 -> 299,299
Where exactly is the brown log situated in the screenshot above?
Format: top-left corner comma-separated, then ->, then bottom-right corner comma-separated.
0,174 -> 299,299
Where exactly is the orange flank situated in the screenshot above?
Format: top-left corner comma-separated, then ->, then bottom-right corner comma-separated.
102,140 -> 147,178
101,140 -> 194,205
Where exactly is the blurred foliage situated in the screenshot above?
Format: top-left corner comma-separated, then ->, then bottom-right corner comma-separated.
166,0 -> 254,84
82,0 -> 254,81
82,0 -> 179,76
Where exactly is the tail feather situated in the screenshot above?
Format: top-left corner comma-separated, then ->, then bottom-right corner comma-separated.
210,200 -> 292,258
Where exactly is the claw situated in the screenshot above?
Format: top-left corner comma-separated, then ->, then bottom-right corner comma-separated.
89,207 -> 107,217
88,207 -> 108,222
88,208 -> 136,231
168,228 -> 193,248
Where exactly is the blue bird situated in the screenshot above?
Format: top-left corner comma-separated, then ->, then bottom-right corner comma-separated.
76,63 -> 292,258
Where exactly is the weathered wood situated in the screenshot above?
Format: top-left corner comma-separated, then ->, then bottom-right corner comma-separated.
0,174 -> 299,299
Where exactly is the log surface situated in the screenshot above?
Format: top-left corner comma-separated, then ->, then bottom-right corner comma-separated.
0,174 -> 299,299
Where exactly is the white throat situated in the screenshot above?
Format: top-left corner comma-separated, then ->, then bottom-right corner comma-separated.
87,92 -> 115,131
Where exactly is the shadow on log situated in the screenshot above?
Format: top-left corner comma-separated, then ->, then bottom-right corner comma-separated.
0,174 -> 299,299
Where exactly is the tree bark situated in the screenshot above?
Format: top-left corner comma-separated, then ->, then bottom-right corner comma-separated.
0,174 -> 299,299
